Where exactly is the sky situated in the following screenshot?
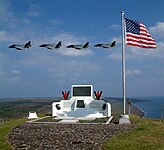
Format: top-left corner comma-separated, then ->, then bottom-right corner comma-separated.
0,0 -> 164,98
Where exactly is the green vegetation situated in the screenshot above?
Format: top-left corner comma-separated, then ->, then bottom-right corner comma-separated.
0,118 -> 27,150
0,98 -> 55,150
0,98 -> 58,121
104,115 -> 164,150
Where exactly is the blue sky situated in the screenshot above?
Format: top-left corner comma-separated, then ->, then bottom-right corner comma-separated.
0,0 -> 164,98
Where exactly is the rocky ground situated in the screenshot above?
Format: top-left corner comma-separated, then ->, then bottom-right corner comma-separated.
9,121 -> 136,150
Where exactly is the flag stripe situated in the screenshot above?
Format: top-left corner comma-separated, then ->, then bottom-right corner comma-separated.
126,43 -> 156,49
126,38 -> 156,45
125,18 -> 156,49
126,33 -> 156,42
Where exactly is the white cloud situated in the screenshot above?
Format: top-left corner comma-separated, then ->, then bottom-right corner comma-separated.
0,0 -> 16,23
107,51 -> 121,60
0,31 -> 8,42
47,60 -> 101,81
50,19 -> 63,25
126,69 -> 143,76
150,22 -> 164,38
112,36 -> 122,44
0,70 -> 21,84
60,48 -> 93,56
110,24 -> 120,29
0,0 -> 27,28
28,4 -> 42,17
0,0 -> 32,28
0,31 -> 16,42
10,70 -> 21,75
162,70 -> 164,76
8,76 -> 20,82
155,66 -> 164,76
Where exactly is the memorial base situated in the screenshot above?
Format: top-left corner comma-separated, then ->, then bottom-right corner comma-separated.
119,114 -> 130,124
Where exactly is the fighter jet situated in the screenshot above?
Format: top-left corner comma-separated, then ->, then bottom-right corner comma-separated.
39,41 -> 62,50
94,41 -> 116,48
9,41 -> 31,50
67,42 -> 89,50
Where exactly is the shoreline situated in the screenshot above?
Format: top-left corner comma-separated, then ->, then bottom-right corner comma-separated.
136,105 -> 146,118
130,104 -> 146,118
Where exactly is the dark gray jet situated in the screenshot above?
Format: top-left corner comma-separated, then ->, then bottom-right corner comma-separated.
94,41 -> 116,48
67,42 -> 89,50
9,41 -> 31,50
39,41 -> 62,50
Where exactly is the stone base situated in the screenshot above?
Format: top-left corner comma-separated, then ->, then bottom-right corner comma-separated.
58,119 -> 79,123
119,114 -> 130,124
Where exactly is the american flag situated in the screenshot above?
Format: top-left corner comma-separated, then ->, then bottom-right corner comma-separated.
125,18 -> 156,49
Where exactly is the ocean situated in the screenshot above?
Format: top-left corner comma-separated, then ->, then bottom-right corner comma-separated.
135,97 -> 164,119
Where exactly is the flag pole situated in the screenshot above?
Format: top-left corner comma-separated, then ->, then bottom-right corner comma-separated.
121,11 -> 126,115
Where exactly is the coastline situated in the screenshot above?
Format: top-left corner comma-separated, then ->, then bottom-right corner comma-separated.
129,104 -> 146,118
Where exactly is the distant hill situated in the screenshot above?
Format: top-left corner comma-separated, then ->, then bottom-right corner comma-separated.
0,98 -> 61,121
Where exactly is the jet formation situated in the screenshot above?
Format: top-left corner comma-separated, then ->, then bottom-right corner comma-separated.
9,41 -> 116,50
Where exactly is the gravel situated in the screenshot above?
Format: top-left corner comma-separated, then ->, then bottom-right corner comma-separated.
9,122 -> 135,150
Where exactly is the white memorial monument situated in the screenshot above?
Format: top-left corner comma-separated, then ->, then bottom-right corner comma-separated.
52,85 -> 111,118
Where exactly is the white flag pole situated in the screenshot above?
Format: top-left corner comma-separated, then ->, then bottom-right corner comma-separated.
121,11 -> 126,115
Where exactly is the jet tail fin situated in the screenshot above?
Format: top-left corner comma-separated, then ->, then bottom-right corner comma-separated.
55,41 -> 62,49
83,42 -> 89,48
110,41 -> 116,47
24,41 -> 31,48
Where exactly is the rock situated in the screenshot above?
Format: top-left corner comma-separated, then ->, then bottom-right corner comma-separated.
9,121 -> 136,150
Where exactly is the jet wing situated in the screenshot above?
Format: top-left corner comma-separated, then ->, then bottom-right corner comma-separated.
94,44 -> 109,48
67,45 -> 75,48
9,45 -> 17,48
75,47 -> 82,50
102,46 -> 110,48
94,44 -> 103,47
15,47 -> 23,50
39,44 -> 49,47
9,45 -> 23,50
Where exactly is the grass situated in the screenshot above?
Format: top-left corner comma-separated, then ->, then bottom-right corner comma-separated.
104,115 -> 164,150
0,113 -> 48,150
0,115 -> 164,150
0,118 -> 27,150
